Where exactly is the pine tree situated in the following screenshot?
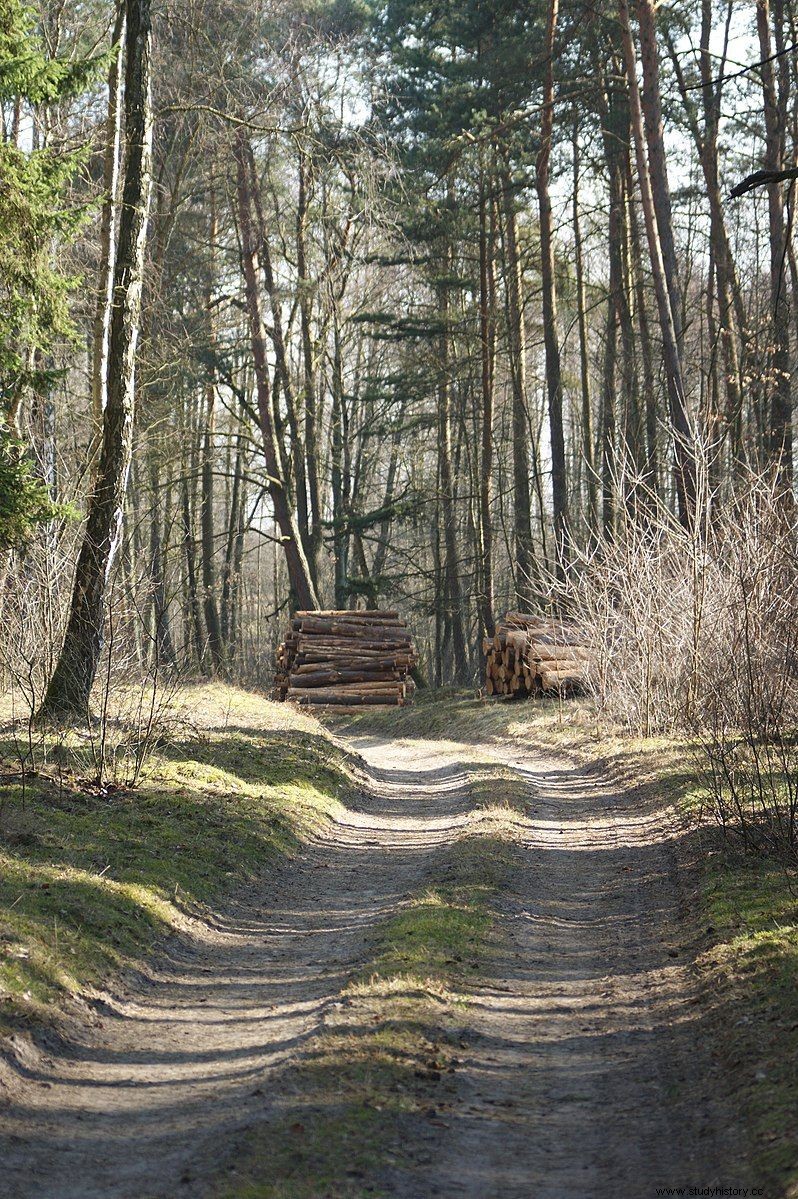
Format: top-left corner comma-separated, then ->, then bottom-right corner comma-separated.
0,0 -> 101,545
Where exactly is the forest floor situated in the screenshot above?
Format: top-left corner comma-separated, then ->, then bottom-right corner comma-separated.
0,686 -> 795,1198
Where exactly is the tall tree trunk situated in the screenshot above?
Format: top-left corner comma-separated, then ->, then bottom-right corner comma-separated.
437,272 -> 469,683
619,151 -> 646,496
372,409 -> 405,583
234,130 -> 319,612
477,166 -> 496,638
619,0 -> 697,525
330,310 -> 350,609
757,0 -> 793,479
92,1 -> 125,424
572,120 -> 597,536
221,428 -> 244,647
536,0 -> 569,574
247,149 -> 313,574
200,385 -> 223,670
636,0 -> 683,353
181,459 -> 205,668
500,166 -> 534,606
229,471 -> 247,657
625,158 -> 659,493
596,55 -> 626,537
296,145 -> 323,585
200,186 -> 224,670
40,0 -> 153,718
148,452 -> 175,667
664,4 -> 745,468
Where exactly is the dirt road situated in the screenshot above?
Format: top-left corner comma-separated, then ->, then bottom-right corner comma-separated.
0,732 -> 744,1198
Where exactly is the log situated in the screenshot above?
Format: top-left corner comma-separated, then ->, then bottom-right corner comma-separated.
294,617 -> 412,640
290,669 -> 400,687
294,609 -> 400,621
276,608 -> 417,707
292,657 -> 405,675
287,685 -> 405,703
526,642 -> 592,663
293,634 -> 414,651
481,610 -> 593,702
539,668 -> 586,691
292,693 -> 403,706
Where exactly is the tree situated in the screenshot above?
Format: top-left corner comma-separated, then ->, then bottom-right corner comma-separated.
234,129 -> 320,613
0,0 -> 99,545
40,0 -> 154,717
756,0 -> 792,480
619,0 -> 697,526
536,0 -> 569,574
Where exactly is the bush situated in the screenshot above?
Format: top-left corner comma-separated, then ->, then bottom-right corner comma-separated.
560,470 -> 798,858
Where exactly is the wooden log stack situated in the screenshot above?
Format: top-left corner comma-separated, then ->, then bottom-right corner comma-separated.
483,611 -> 592,699
275,610 -> 418,707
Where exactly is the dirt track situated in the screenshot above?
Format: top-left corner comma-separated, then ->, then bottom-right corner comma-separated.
0,731 -> 744,1198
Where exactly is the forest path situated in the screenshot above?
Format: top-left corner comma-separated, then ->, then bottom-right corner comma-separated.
0,729 -> 742,1198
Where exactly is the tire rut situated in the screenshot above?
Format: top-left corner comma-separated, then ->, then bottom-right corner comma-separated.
0,732 -> 746,1199
0,739 -> 475,1199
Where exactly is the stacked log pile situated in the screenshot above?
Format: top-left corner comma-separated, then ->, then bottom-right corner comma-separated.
483,611 -> 592,698
275,610 -> 417,706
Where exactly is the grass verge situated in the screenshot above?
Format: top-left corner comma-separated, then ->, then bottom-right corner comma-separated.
0,684 -> 352,1038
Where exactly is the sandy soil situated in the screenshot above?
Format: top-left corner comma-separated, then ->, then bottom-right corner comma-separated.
0,731 -> 745,1198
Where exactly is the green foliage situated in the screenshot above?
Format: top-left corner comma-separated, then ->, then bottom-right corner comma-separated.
0,0 -> 99,407
0,427 -> 63,547
371,0 -> 544,151
0,0 -> 101,544
0,0 -> 104,102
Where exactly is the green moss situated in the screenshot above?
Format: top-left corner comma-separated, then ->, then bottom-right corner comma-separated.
366,830 -> 514,989
0,708 -> 351,1033
699,854 -> 798,1194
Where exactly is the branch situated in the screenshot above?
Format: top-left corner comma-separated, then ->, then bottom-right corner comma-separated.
730,167 -> 798,198
684,40 -> 798,92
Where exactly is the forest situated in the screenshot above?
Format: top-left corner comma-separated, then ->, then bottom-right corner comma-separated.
5,0 -> 797,700
3,0 -> 798,1195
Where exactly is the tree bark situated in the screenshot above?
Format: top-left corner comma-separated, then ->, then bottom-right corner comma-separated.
536,0 -> 569,575
148,452 -> 175,667
500,165 -> 534,606
572,120 -> 597,536
200,185 -> 224,670
437,271 -> 469,682
296,144 -> 323,584
663,5 -> 745,468
91,1 -> 125,424
596,54 -> 625,537
636,0 -> 684,352
477,165 -> 496,639
248,148 -> 313,574
756,0 -> 793,479
40,0 -> 153,718
330,308 -> 350,608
